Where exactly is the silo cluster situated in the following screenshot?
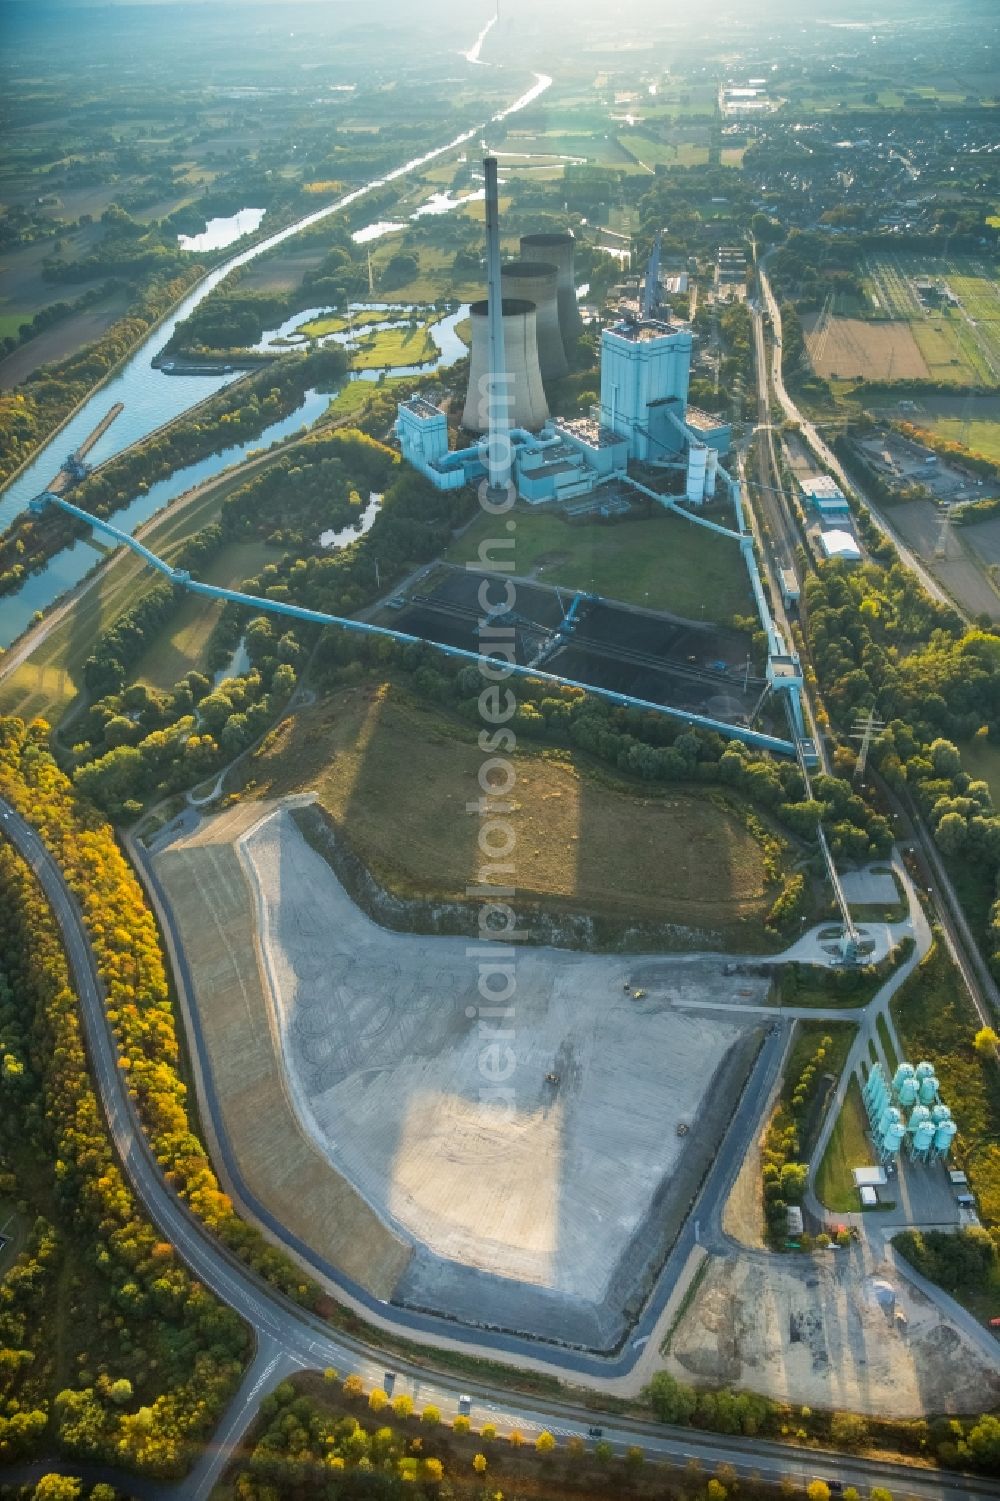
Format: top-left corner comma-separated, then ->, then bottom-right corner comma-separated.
863,1059 -> 958,1164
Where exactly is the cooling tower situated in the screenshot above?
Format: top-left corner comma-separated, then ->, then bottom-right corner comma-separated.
500,261 -> 568,381
519,231 -> 583,353
462,297 -> 549,433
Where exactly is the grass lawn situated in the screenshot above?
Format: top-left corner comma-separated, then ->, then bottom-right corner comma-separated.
891,943 -> 1000,1224
245,679 -> 785,945
297,307 -> 405,339
780,1019 -> 857,1109
931,416 -> 1000,464
876,1012 -> 899,1073
815,1077 -> 878,1212
445,509 -> 754,625
133,540 -> 279,690
351,322 -> 436,371
368,241 -> 485,305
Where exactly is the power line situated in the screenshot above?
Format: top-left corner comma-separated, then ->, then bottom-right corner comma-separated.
850,706 -> 886,780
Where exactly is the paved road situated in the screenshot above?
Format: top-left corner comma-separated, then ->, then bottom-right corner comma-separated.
4,801 -> 998,1500
757,261 -> 963,619
753,267 -> 999,1027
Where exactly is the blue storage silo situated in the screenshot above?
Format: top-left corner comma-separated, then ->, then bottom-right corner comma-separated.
918,1073 -> 939,1106
933,1119 -> 958,1159
898,1076 -> 918,1107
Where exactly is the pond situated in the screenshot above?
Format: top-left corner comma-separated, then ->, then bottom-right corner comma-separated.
319,491 -> 383,549
411,188 -> 485,217
352,221 -> 407,245
256,300 -> 470,380
177,208 -> 266,253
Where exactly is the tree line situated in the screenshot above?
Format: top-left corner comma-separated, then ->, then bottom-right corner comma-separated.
0,828 -> 248,1478
0,717 -> 331,1320
0,346 -> 348,597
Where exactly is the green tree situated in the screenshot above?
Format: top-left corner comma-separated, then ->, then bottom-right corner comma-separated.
968,1412 -> 1000,1469
646,1369 -> 698,1423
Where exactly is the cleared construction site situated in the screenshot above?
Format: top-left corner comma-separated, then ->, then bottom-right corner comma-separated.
151,798 -> 769,1349
665,1252 -> 1000,1417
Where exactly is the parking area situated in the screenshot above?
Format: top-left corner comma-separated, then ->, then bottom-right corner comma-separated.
856,432 -> 1000,505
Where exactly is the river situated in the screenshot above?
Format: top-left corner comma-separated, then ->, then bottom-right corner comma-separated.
0,387 -> 332,648
0,63 -> 551,555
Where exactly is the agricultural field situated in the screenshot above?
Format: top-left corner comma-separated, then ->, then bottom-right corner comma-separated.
444,508 -> 754,625
617,132 -> 709,172
860,253 -> 1000,386
804,313 -> 928,382
245,680 -> 781,943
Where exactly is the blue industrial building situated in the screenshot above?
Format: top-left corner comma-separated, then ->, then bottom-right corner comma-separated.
396,315 -> 731,507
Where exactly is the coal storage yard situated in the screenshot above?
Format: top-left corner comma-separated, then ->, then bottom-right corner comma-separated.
391,565 -> 764,726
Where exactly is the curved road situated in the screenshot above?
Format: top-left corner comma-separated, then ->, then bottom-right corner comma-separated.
2,801 -> 997,1500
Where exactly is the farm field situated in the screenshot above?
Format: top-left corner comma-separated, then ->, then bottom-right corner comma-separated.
245,680 -> 781,943
444,508 -> 754,624
860,253 -> 1000,386
617,133 -> 709,172
0,287 -> 131,391
804,313 -> 928,381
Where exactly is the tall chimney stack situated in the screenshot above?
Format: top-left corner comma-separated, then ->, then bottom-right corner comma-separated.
484,157 -> 511,493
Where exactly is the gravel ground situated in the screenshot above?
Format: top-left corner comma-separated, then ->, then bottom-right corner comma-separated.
239,806 -> 765,1325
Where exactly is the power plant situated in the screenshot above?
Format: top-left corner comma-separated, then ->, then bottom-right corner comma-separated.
500,261 -> 568,381
398,158 -> 729,509
519,230 -> 584,353
393,157 -> 814,763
